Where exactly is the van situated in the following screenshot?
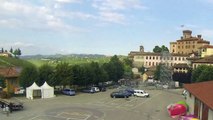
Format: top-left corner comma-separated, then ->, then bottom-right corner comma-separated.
133,90 -> 149,97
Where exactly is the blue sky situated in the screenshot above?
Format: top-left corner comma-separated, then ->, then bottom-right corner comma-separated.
0,0 -> 213,55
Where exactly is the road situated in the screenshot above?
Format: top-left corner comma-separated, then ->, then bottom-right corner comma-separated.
0,89 -> 184,120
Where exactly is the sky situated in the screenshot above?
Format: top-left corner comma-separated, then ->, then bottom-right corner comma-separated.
0,0 -> 213,56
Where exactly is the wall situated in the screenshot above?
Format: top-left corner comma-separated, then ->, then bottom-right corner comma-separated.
208,109 -> 213,120
186,92 -> 195,114
201,48 -> 213,57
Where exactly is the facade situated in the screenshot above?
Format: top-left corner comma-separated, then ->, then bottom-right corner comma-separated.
0,67 -> 21,93
170,30 -> 210,55
200,45 -> 213,57
129,51 -> 189,68
192,55 -> 213,69
184,81 -> 213,120
173,63 -> 189,73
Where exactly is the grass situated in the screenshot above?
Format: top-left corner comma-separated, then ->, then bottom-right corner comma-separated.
0,56 -> 33,68
26,56 -> 111,67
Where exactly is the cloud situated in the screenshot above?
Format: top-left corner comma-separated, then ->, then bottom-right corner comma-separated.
99,11 -> 125,24
92,0 -> 147,11
55,0 -> 81,3
0,1 -> 84,32
92,0 -> 147,24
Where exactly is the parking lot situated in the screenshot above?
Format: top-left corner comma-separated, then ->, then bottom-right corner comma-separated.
0,88 -> 184,120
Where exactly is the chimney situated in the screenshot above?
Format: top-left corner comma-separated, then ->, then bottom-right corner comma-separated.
183,30 -> 192,39
140,45 -> 144,52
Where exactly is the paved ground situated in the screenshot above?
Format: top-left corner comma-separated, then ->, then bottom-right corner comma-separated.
0,88 -> 184,120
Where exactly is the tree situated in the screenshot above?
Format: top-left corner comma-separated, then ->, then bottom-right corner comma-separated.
192,65 -> 213,83
17,48 -> 21,56
1,48 -> 3,53
19,65 -> 39,88
153,45 -> 169,53
103,55 -> 124,83
123,58 -> 133,67
154,64 -> 161,80
161,45 -> 169,52
153,46 -> 162,53
54,63 -> 73,88
13,49 -> 19,57
38,64 -> 54,86
13,48 -> 22,58
9,47 -> 13,53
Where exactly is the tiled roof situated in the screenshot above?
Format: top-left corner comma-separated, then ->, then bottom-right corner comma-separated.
0,67 -> 21,78
184,81 -> 213,110
176,37 -> 210,44
192,55 -> 213,64
200,45 -> 213,49
173,63 -> 189,68
129,52 -> 189,57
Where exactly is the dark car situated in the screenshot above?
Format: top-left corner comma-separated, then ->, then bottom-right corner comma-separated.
97,86 -> 106,92
125,88 -> 134,95
62,89 -> 76,96
110,90 -> 130,98
82,87 -> 95,93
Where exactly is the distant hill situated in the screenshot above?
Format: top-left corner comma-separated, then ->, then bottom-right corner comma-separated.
0,56 -> 34,68
21,54 -> 107,59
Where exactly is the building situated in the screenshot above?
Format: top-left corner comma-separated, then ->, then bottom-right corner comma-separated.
0,52 -> 12,57
184,81 -> 213,120
192,55 -> 213,69
0,67 -> 21,93
170,30 -> 210,55
199,45 -> 213,58
173,63 -> 190,73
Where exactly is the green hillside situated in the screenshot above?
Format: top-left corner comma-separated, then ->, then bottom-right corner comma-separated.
0,56 -> 34,68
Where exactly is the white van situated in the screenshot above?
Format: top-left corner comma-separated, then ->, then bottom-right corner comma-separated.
133,90 -> 149,97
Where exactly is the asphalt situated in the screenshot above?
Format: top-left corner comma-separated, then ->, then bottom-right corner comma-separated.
0,88 -> 184,120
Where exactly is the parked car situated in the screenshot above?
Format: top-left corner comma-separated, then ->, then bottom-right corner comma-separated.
62,89 -> 76,96
82,87 -> 96,93
133,90 -> 149,97
14,87 -> 25,94
125,88 -> 135,95
92,87 -> 100,92
110,90 -> 130,98
97,86 -> 106,92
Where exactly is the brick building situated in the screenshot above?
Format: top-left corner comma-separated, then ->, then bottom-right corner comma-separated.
170,30 -> 210,55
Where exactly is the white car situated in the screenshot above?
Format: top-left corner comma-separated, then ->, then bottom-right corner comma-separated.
133,90 -> 149,97
92,87 -> 100,92
14,87 -> 25,94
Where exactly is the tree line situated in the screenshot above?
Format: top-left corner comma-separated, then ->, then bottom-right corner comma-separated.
19,55 -> 133,88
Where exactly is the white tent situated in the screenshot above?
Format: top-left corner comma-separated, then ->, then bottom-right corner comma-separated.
26,82 -> 41,99
41,81 -> 55,99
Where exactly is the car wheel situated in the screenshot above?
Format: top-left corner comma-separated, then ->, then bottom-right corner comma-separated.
113,95 -> 116,98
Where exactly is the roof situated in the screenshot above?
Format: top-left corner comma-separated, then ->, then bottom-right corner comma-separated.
192,55 -> 213,64
173,63 -> 189,69
0,67 -> 21,78
200,45 -> 213,49
184,81 -> 213,110
144,71 -> 154,76
129,52 -> 189,57
176,37 -> 210,44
